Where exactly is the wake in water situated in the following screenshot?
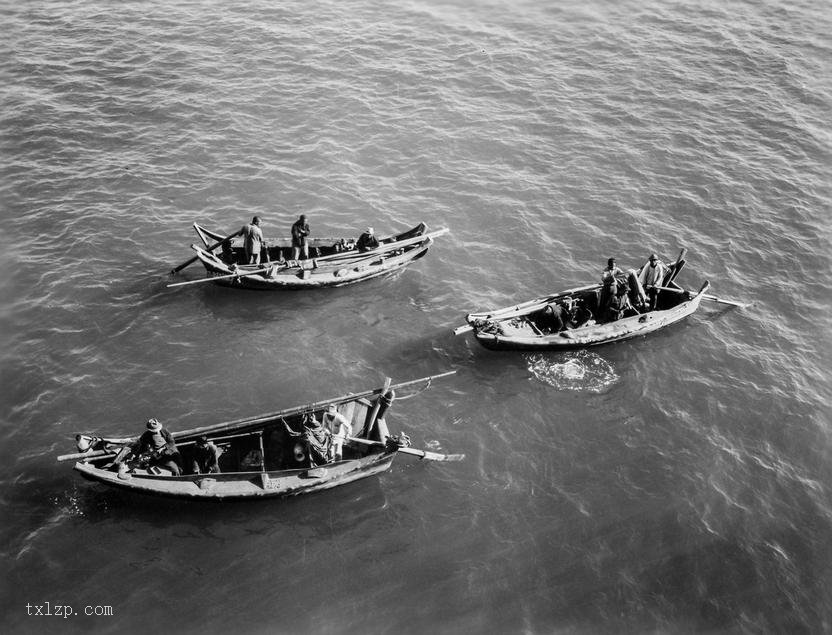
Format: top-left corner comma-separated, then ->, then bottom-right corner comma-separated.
526,350 -> 618,392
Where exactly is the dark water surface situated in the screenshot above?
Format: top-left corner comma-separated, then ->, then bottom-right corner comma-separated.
2,1 -> 831,633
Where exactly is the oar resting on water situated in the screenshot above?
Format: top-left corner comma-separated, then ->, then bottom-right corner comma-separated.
656,286 -> 750,308
346,436 -> 465,462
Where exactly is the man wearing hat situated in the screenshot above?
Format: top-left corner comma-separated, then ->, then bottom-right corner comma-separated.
323,404 -> 352,462
638,253 -> 668,311
599,257 -> 624,321
356,226 -> 380,252
136,418 -> 182,476
241,216 -> 264,264
291,214 -> 310,260
191,435 -> 221,475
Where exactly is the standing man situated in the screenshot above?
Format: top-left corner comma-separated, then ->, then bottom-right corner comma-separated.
323,404 -> 352,462
599,257 -> 624,319
638,253 -> 668,311
291,214 -> 310,260
241,216 -> 264,264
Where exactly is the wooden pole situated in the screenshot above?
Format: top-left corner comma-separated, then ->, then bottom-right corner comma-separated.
166,264 -> 275,288
171,229 -> 241,274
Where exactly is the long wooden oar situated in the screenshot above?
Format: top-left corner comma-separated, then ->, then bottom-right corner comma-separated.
170,229 -> 241,274
65,371 -> 458,452
655,286 -> 749,308
166,264 -> 275,288
346,436 -> 465,462
312,227 -> 449,265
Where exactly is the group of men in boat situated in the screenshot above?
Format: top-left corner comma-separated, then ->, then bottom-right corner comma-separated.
120,405 -> 354,476
599,254 -> 669,322
237,215 -> 380,265
539,254 -> 670,333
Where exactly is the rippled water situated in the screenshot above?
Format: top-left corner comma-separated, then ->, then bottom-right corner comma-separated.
2,0 -> 831,633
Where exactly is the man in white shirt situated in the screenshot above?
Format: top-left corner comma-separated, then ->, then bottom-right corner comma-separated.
323,404 -> 352,462
638,253 -> 668,311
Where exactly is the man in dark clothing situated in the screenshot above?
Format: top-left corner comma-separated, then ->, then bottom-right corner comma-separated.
241,216 -> 264,264
136,418 -> 182,476
191,436 -> 221,475
542,301 -> 571,333
291,215 -> 310,260
356,227 -> 380,252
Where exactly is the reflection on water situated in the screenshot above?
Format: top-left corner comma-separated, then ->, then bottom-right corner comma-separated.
526,350 -> 618,393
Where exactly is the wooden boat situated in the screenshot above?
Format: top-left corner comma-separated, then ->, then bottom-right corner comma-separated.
57,372 -> 463,501
169,222 -> 448,290
454,250 -> 714,350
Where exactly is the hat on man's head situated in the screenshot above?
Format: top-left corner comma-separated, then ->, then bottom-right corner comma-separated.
146,418 -> 162,432
649,253 -> 658,261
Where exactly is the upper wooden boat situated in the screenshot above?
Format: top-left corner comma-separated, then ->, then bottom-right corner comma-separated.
454,251 -> 710,350
183,222 -> 447,289
58,372 -> 462,501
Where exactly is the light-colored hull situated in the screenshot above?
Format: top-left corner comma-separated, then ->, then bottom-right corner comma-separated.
74,452 -> 396,500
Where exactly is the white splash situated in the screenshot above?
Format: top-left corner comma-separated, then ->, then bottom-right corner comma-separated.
526,350 -> 618,392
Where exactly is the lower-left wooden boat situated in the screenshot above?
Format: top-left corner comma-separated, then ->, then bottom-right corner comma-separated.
57,372 -> 462,501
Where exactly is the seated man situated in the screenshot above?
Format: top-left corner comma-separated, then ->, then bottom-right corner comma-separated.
542,299 -> 572,333
637,253 -> 668,311
136,418 -> 182,476
356,227 -> 380,252
323,404 -> 352,462
568,298 -> 593,328
191,436 -> 221,475
604,282 -> 638,322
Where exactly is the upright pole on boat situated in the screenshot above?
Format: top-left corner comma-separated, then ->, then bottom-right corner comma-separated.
364,377 -> 392,438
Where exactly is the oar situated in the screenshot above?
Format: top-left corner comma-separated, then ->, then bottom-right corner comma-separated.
346,436 -> 465,462
313,227 -> 449,265
170,229 -> 241,274
655,286 -> 749,308
166,264 -> 275,288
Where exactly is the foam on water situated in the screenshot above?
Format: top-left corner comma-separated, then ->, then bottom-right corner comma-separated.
527,350 -> 619,393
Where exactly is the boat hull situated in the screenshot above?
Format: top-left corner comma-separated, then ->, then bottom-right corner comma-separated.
74,452 -> 395,501
193,222 -> 433,290
473,292 -> 705,350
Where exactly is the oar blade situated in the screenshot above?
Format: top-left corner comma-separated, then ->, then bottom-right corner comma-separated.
397,447 -> 465,462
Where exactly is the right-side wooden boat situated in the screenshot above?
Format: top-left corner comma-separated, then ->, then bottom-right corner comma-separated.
454,250 -> 723,350
57,372 -> 462,501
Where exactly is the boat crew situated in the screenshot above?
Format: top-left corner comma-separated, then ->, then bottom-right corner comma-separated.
323,404 -> 352,462
191,435 -> 221,474
356,227 -> 380,252
638,253 -> 668,311
241,216 -> 264,264
291,214 -> 310,260
136,418 -> 181,476
599,257 -> 624,319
